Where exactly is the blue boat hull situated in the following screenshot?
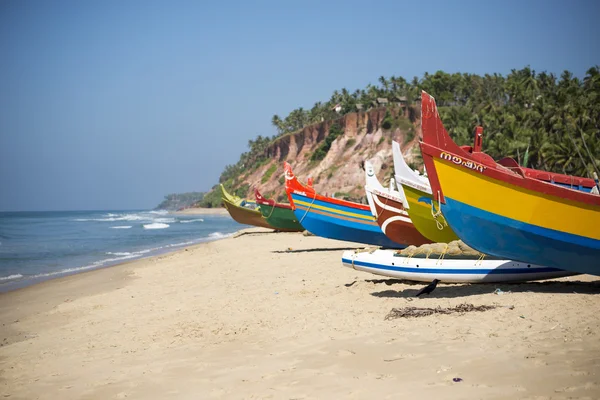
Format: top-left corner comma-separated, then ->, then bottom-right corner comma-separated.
291,193 -> 404,249
442,197 -> 600,276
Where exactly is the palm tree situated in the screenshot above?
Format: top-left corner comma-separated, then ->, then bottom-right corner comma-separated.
378,76 -> 390,93
271,115 -> 283,134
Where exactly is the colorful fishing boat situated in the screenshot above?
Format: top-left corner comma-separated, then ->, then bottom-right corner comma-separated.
254,189 -> 304,232
419,91 -> 600,276
341,248 -> 576,283
364,160 -> 431,246
392,141 -> 459,243
220,184 -> 275,229
284,162 -> 403,248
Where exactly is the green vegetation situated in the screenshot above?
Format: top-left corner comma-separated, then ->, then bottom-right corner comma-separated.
155,192 -> 205,211
345,138 -> 356,150
208,66 -> 599,206
334,191 -> 352,199
333,191 -> 364,203
219,135 -> 271,185
403,128 -> 415,145
382,110 -> 394,130
420,68 -> 600,176
261,164 -> 277,183
395,116 -> 413,132
234,184 -> 250,198
311,123 -> 344,161
197,185 -> 222,208
270,67 -> 600,177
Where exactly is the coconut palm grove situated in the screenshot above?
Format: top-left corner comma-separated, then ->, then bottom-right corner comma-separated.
223,67 -> 600,187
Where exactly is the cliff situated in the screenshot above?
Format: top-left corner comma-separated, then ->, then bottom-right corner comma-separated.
204,105 -> 422,206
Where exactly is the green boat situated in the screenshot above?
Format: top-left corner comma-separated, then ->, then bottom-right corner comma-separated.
254,189 -> 304,232
220,185 -> 276,229
392,141 -> 459,243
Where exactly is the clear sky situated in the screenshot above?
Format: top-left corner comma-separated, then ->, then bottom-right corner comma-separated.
1,0 -> 598,211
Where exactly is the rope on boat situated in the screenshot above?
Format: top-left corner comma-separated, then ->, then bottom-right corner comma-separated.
350,247 -> 379,270
431,190 -> 447,231
265,202 -> 276,219
299,192 -> 317,224
436,243 -> 449,265
475,253 -> 486,266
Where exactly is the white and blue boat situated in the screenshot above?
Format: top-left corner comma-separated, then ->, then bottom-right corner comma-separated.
342,248 -> 577,283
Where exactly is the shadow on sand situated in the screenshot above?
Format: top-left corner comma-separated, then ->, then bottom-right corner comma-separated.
273,247 -> 360,254
233,230 -> 281,238
367,278 -> 600,299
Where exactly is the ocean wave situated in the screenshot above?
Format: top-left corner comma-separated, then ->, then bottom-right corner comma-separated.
106,251 -> 132,256
143,223 -> 170,230
180,218 -> 204,223
106,249 -> 154,257
164,240 -> 197,248
0,274 -> 23,281
208,232 -> 231,239
153,217 -> 176,223
149,210 -> 169,215
28,252 -> 143,279
75,214 -> 148,222
110,225 -> 132,229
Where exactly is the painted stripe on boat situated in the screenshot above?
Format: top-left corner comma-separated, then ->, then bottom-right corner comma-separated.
295,203 -> 379,226
444,197 -> 600,250
292,197 -> 374,221
371,191 -> 411,221
342,258 -> 562,275
433,158 -> 600,240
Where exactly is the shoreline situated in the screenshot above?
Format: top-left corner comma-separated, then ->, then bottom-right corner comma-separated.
170,207 -> 229,215
1,230 -> 599,399
0,228 -> 238,294
0,228 -> 250,298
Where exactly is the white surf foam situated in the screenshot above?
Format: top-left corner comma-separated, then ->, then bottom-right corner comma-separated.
110,225 -> 132,229
180,218 -> 204,223
153,217 -> 176,223
143,223 -> 170,230
29,252 -> 143,280
149,210 -> 169,215
0,274 -> 24,281
75,214 -> 148,222
106,249 -> 155,257
165,240 -> 196,248
208,232 -> 230,239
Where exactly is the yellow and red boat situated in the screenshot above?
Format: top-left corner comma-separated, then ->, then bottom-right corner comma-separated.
419,91 -> 600,276
220,185 -> 275,230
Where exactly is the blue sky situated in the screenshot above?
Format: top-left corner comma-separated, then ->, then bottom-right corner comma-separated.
0,0 -> 598,211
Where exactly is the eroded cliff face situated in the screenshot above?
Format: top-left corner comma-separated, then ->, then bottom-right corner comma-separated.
235,106 -> 421,204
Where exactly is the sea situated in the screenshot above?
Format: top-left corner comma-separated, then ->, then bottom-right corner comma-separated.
0,210 -> 245,292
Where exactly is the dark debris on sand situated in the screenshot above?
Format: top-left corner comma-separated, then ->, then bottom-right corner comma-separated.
385,303 -> 498,320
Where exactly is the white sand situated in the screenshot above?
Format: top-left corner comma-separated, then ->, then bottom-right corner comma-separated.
1,228 -> 599,399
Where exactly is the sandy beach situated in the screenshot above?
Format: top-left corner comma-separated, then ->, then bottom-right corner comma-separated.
1,228 -> 599,399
